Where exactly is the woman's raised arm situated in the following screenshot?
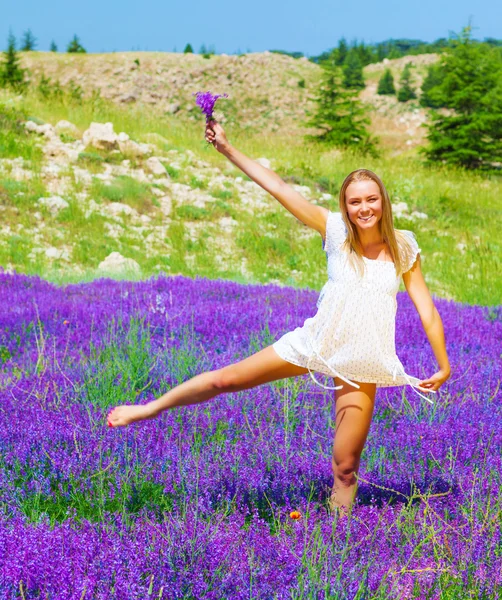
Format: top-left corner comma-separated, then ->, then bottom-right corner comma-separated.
205,120 -> 327,237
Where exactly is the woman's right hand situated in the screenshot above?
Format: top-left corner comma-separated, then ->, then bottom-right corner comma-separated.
205,120 -> 230,153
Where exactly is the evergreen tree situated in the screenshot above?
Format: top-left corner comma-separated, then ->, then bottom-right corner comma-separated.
419,63 -> 445,108
0,31 -> 26,91
21,29 -> 37,51
343,49 -> 365,89
335,37 -> 348,66
388,47 -> 402,59
199,44 -> 207,55
377,68 -> 396,95
183,43 -> 193,53
50,40 -> 58,52
356,41 -> 373,65
67,35 -> 86,53
397,62 -> 416,102
306,64 -> 377,156
422,26 -> 502,169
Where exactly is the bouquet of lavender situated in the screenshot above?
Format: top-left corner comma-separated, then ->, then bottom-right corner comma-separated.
193,91 -> 228,123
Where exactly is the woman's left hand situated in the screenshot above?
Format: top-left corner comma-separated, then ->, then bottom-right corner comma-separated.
417,368 -> 451,393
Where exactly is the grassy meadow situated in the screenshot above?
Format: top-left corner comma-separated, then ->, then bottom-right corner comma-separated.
0,51 -> 501,598
0,76 -> 500,306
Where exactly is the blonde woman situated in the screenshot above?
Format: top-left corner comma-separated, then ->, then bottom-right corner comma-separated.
108,121 -> 451,512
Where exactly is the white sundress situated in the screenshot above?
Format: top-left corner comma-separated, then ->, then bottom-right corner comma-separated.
272,210 -> 434,404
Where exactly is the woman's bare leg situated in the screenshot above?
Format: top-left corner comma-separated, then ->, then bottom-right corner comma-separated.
108,346 -> 309,427
330,378 -> 376,511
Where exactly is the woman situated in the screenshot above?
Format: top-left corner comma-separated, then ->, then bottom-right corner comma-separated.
107,120 -> 451,511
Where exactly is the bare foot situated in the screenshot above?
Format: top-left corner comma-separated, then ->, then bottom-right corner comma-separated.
328,494 -> 350,518
107,404 -> 154,428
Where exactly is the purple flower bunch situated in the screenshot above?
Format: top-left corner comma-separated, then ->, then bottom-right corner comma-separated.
194,90 -> 228,123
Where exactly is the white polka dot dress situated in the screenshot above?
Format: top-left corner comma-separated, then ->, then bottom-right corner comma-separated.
273,210 -> 433,403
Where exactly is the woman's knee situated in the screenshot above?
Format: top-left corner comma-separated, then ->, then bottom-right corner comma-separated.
332,454 -> 360,482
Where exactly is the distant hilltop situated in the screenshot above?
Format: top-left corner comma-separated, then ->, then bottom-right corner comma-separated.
19,51 -> 438,148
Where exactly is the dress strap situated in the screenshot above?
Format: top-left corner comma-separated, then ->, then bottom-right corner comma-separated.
392,362 -> 436,405
306,344 -> 361,391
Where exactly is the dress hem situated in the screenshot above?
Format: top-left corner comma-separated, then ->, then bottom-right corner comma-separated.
272,344 -> 418,389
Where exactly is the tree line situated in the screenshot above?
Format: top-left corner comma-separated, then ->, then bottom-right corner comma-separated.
308,26 -> 502,170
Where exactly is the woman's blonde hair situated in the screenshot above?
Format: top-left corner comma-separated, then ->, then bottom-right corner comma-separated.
338,169 -> 413,278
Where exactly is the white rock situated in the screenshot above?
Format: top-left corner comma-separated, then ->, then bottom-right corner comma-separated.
98,252 -> 141,275
118,132 -> 130,142
104,222 -> 124,238
45,246 -> 71,261
158,195 -> 172,216
255,157 -> 271,169
145,156 -> 167,175
25,121 -> 57,139
82,122 -> 119,151
410,211 -> 428,220
25,120 -> 39,132
456,243 -> 467,253
38,123 -> 57,139
118,139 -> 152,157
392,201 -> 409,218
55,120 -> 79,136
321,193 -> 333,201
219,217 -> 238,229
37,196 -> 69,213
105,202 -> 139,217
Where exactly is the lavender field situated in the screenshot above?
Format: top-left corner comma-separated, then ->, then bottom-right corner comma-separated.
0,271 -> 500,598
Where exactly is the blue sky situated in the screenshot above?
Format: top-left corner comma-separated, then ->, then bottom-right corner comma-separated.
2,0 -> 501,56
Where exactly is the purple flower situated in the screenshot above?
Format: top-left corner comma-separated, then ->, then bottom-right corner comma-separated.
194,90 -> 228,122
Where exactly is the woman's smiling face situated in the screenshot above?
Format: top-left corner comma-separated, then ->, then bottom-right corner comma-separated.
345,180 -> 383,232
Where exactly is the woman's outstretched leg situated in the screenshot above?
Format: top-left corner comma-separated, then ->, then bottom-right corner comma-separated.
107,346 -> 308,427
330,379 -> 376,511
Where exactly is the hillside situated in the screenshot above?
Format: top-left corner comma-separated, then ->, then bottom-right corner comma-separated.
19,51 -> 438,151
0,51 -> 500,307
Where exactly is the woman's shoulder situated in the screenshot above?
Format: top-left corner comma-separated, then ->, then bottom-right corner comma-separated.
394,228 -> 422,272
324,210 -> 347,253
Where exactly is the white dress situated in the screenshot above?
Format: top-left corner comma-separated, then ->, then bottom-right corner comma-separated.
272,210 -> 434,404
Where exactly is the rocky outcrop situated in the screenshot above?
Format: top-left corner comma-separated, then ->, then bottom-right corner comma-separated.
98,252 -> 141,275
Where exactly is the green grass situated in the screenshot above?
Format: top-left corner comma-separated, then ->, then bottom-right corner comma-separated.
0,86 -> 500,306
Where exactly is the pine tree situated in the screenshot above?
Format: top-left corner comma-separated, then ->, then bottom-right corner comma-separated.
377,69 -> 396,95
50,40 -> 58,52
343,49 -> 365,89
306,64 -> 377,156
422,26 -> 502,169
183,43 -> 193,53
0,31 -> 26,91
199,44 -> 207,55
21,29 -> 37,51
355,41 -> 373,66
397,62 -> 416,102
67,35 -> 86,53
335,38 -> 348,66
419,63 -> 445,108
